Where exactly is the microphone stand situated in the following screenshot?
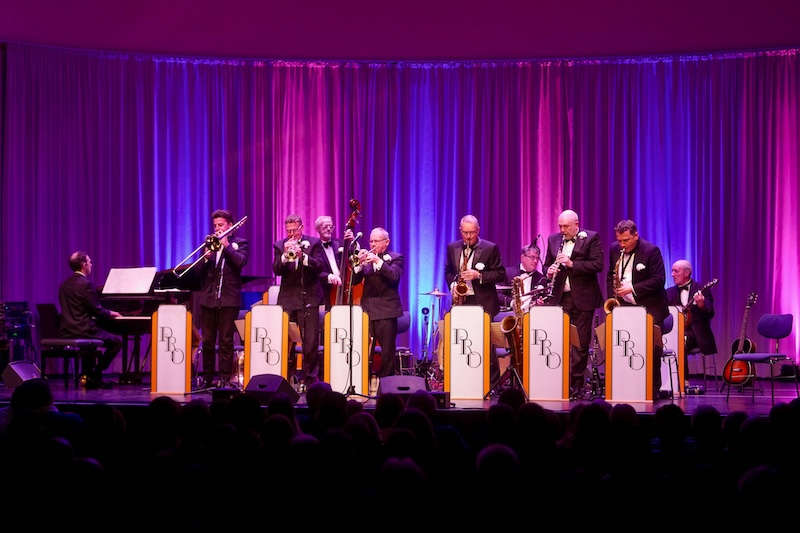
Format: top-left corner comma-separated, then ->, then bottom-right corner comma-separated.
345,238 -> 370,399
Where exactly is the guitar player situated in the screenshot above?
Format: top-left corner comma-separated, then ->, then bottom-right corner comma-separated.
667,260 -> 718,389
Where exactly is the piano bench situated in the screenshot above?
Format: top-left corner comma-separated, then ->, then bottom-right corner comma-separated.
40,338 -> 104,386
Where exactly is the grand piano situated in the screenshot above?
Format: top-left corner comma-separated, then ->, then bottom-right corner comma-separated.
100,267 -> 198,383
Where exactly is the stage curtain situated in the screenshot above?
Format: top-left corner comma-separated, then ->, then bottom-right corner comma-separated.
2,43 -> 798,357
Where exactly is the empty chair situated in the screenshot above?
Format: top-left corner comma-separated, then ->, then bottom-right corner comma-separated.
726,313 -> 796,404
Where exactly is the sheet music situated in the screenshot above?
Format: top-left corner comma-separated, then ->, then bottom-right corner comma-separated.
102,267 -> 158,294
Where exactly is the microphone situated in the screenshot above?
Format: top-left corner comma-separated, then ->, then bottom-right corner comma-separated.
348,232 -> 363,251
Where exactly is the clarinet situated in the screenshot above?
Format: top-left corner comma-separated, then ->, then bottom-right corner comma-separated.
545,236 -> 567,301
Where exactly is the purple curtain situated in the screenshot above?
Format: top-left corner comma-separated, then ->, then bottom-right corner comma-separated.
2,43 -> 799,360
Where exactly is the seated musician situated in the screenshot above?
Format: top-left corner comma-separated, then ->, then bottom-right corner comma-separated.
667,260 -> 717,384
504,243 -> 546,311
58,251 -> 122,389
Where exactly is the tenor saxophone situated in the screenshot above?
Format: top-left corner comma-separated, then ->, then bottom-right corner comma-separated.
603,253 -> 623,314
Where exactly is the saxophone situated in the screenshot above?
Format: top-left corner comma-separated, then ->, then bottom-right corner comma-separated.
500,275 -> 525,371
603,253 -> 623,314
453,276 -> 469,305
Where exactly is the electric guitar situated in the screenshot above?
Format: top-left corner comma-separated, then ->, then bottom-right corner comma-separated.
682,278 -> 719,327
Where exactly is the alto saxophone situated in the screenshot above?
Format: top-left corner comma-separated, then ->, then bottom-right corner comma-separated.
603,253 -> 623,314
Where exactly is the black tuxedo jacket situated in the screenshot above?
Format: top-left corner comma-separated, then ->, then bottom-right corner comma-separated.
542,230 -> 604,311
58,272 -> 113,337
607,238 -> 669,324
318,238 -> 344,301
666,280 -> 718,354
196,236 -> 249,309
351,251 -> 404,320
445,238 -> 505,318
272,235 -> 325,311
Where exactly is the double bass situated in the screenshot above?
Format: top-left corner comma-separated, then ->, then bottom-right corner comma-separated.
330,198 -> 364,306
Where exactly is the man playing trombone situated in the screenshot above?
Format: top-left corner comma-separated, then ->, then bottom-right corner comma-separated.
544,209 -> 603,399
198,209 -> 249,388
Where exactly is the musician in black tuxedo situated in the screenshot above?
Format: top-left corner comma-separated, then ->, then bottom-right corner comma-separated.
350,227 -> 404,377
273,214 -> 326,383
504,244 -> 546,311
666,259 -> 718,362
607,219 -> 669,396
446,215 -> 506,382
445,215 -> 506,319
58,251 -> 122,388
315,215 -> 343,311
543,210 -> 604,398
197,209 -> 249,387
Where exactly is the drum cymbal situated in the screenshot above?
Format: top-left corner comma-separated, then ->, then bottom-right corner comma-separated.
421,289 -> 449,297
495,285 -> 513,291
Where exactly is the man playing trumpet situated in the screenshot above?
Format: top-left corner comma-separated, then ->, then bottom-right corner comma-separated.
273,214 -> 325,384
348,227 -> 405,378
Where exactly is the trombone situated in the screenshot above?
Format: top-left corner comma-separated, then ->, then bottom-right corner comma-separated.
172,216 -> 248,278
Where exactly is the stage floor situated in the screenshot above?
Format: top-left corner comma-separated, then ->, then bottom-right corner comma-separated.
1,376 -> 797,417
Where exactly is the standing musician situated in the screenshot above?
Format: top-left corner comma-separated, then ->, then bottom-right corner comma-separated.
666,260 -> 717,376
446,215 -> 505,318
446,215 -> 506,381
197,209 -> 249,388
544,209 -> 604,399
273,214 -> 325,384
349,227 -> 405,378
315,215 -> 343,311
606,219 -> 669,398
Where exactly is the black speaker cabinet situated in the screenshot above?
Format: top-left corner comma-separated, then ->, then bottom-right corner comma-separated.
244,374 -> 299,404
2,360 -> 41,389
377,375 -> 427,395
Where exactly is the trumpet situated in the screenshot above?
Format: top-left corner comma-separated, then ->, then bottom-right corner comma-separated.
351,245 -> 378,267
285,240 -> 302,261
172,216 -> 248,278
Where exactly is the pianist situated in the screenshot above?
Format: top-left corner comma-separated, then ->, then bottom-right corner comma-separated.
58,251 -> 122,389
197,209 -> 249,388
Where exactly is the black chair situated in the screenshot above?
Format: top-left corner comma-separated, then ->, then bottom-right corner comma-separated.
37,303 -> 103,386
727,313 -> 797,404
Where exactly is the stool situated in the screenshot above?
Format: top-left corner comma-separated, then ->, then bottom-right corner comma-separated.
661,349 -> 682,399
687,348 -> 718,391
396,349 -> 416,375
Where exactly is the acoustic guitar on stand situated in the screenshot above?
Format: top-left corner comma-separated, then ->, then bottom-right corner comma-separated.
722,292 -> 758,386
